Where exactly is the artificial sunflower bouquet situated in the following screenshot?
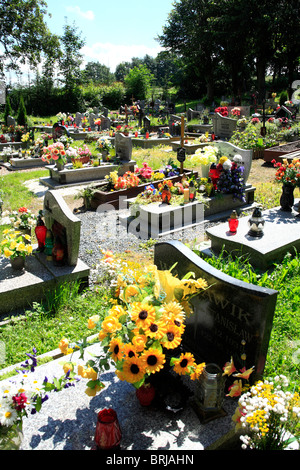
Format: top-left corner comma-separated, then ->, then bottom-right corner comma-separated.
59,252 -> 208,396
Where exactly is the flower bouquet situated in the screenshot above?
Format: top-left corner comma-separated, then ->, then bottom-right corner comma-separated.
2,207 -> 37,230
0,229 -> 33,259
59,253 -> 209,397
272,157 -> 300,187
96,138 -> 111,153
214,106 -> 228,117
135,162 -> 153,181
0,348 -> 77,449
41,142 -> 67,165
232,375 -> 300,450
114,171 -> 140,190
215,155 -> 246,201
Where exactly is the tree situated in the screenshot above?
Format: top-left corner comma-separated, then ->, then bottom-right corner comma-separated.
157,0 -> 221,101
16,94 -> 27,126
124,65 -> 154,101
81,62 -> 115,85
0,0 -> 61,76
58,20 -> 85,111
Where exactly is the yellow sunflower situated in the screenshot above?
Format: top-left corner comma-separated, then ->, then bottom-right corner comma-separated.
123,343 -> 138,359
161,301 -> 185,323
190,362 -> 206,380
130,302 -> 156,329
122,357 -> 146,384
173,352 -> 195,375
161,324 -> 182,349
145,320 -> 168,340
109,337 -> 124,362
141,348 -> 166,374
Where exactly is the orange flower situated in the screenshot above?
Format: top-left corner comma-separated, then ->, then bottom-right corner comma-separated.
233,366 -> 255,380
223,357 -> 237,376
226,379 -> 243,397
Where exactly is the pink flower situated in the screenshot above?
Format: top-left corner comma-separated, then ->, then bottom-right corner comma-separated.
12,392 -> 27,411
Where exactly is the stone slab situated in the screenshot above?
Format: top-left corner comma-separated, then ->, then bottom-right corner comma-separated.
44,161 -> 136,185
123,186 -> 256,239
206,202 -> 300,270
0,342 -> 239,451
10,158 -> 48,168
0,251 -> 90,316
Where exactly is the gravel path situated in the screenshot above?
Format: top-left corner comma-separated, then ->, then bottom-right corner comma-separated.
76,207 -> 210,287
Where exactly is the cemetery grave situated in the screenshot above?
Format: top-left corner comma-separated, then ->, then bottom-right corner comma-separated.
1,100 -> 300,452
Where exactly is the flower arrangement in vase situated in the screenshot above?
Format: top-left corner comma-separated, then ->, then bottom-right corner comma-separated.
0,229 -> 33,269
2,206 -> 37,231
58,252 -> 209,399
232,375 -> 300,450
41,142 -> 67,168
0,348 -> 77,449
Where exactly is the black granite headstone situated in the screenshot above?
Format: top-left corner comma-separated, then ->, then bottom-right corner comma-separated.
154,240 -> 278,382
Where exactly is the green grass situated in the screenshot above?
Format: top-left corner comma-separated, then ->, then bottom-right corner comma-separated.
0,282 -> 112,374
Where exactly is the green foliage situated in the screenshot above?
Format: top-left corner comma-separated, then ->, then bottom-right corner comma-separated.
16,95 -> 27,126
4,96 -> 13,124
0,0 -> 61,75
124,64 -> 154,101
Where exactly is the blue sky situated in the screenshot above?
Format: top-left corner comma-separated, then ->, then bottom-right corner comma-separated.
44,0 -> 174,71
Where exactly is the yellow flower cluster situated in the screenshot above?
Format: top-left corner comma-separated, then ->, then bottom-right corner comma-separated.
233,376 -> 300,450
0,229 -> 33,259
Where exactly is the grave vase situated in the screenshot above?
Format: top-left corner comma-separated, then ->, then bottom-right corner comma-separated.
200,164 -> 210,178
136,383 -> 156,406
10,256 -> 25,271
0,424 -> 23,450
280,183 -> 294,212
56,161 -> 64,171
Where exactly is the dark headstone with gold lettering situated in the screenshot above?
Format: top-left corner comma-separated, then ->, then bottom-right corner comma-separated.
154,240 -> 277,382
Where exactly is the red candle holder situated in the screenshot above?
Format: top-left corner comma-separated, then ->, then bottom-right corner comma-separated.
94,409 -> 122,450
35,224 -> 47,251
228,211 -> 239,233
145,131 -> 149,139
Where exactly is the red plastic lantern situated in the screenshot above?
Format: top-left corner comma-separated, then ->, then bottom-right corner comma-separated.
228,210 -> 239,233
35,216 -> 47,251
145,131 -> 149,139
94,409 -> 122,450
135,131 -> 138,137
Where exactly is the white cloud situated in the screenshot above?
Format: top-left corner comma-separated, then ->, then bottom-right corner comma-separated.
81,42 -> 164,72
65,6 -> 95,21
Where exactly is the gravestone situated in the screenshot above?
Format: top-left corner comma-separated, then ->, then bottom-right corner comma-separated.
89,113 -> 97,130
213,141 -> 252,183
143,116 -> 151,132
75,112 -> 83,127
102,107 -> 108,117
101,116 -> 111,131
115,132 -> 132,162
43,190 -> 81,266
154,240 -> 277,382
7,115 -> 16,127
212,113 -> 237,138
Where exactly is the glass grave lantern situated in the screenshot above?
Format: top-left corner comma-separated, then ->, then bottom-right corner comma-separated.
194,363 -> 226,423
94,408 -> 122,450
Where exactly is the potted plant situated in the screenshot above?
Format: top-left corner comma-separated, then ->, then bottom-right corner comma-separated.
74,185 -> 98,210
0,228 -> 33,270
41,142 -> 67,170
